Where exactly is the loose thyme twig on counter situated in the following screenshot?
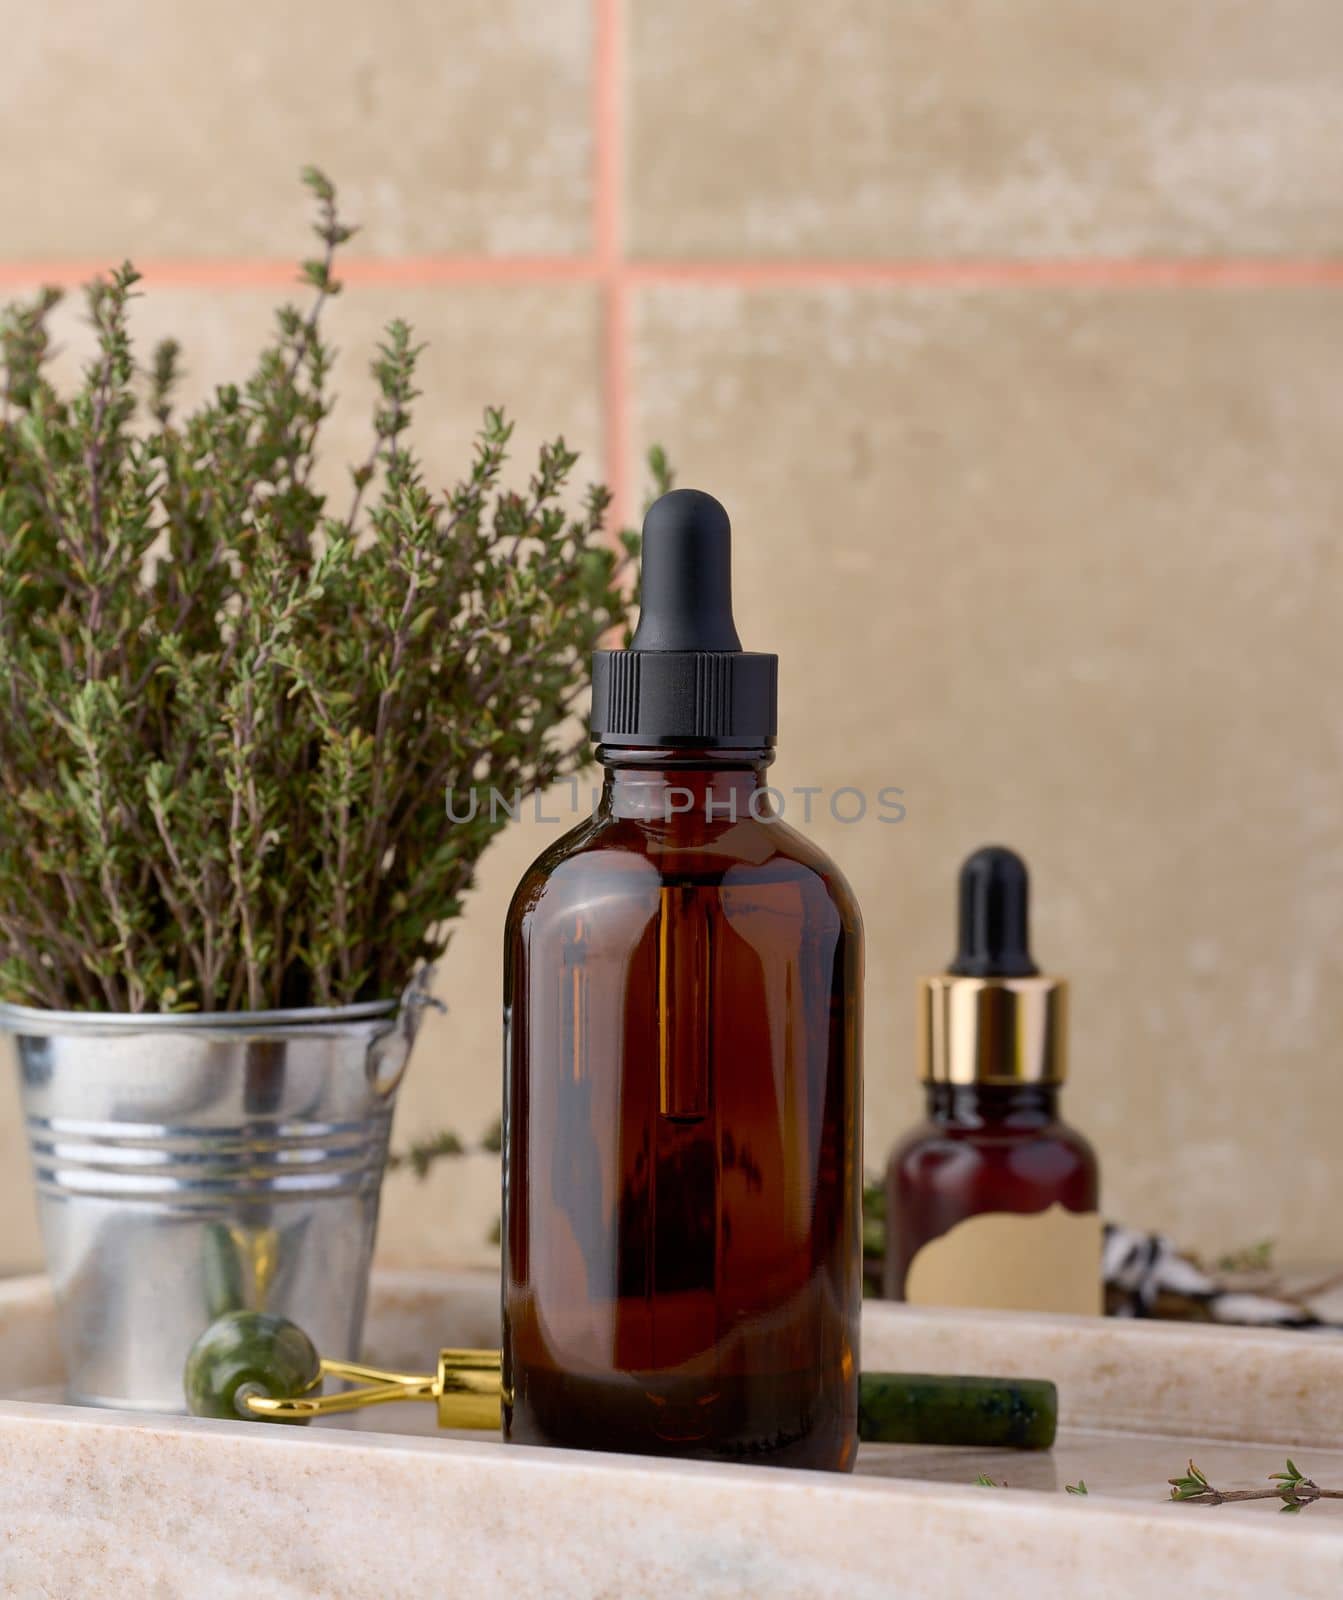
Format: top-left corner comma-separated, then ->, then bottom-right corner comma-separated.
1170,1459 -> 1343,1513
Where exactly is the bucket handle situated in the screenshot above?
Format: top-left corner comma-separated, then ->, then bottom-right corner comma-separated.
366,965 -> 443,1097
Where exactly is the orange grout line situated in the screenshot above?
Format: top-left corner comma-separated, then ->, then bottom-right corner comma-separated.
0,257 -> 601,290
626,257 -> 1343,288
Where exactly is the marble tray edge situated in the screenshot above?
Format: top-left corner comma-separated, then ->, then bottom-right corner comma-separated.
0,1395 -> 1339,1600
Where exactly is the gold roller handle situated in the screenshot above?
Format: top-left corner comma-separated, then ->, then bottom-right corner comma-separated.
243,1347 -> 503,1429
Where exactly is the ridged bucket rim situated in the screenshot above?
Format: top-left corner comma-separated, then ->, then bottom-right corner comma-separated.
0,998 -> 398,1038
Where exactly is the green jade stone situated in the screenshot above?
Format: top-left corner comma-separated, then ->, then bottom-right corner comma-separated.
859,1372 -> 1058,1450
184,1310 -> 321,1426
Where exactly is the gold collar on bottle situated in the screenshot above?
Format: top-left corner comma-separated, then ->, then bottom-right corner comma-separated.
918,975 -> 1068,1085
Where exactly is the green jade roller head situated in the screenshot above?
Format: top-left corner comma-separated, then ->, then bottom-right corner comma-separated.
184,1311 -> 1057,1450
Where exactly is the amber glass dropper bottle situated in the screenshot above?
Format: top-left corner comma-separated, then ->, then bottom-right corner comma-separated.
502,489 -> 863,1471
883,846 -> 1101,1313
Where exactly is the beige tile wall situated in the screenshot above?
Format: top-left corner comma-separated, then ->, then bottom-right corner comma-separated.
1,1 -> 1340,1275
0,0 -> 593,257
627,1 -> 1343,257
631,282 -> 1343,1259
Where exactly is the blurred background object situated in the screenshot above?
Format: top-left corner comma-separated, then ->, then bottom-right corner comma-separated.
1,0 -> 1341,1273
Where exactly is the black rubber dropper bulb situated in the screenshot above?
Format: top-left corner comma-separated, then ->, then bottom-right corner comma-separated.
628,489 -> 742,652
948,846 -> 1040,979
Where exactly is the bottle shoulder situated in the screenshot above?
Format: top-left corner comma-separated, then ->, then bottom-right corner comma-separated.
1054,1118 -> 1099,1166
887,1112 -> 1098,1172
506,810 -> 863,940
512,810 -> 859,896
760,814 -> 863,923
504,812 -> 606,929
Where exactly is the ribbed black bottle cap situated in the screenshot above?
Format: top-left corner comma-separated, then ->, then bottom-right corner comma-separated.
591,489 -> 777,747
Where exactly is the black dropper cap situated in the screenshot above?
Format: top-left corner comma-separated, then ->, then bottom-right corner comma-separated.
590,489 -> 778,747
948,846 -> 1040,979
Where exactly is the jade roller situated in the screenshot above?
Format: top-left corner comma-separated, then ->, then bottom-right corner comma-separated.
184,1311 -> 1057,1450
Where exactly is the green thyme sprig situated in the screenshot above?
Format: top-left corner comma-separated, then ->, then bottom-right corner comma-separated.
1169,1458 -> 1343,1513
387,1120 -> 502,1178
0,169 -> 664,1012
1213,1239 -> 1276,1275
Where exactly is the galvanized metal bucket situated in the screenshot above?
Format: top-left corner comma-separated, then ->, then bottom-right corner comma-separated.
1,984 -> 430,1412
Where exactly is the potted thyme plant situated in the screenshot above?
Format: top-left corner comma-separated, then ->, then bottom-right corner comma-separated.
0,169 -> 657,1410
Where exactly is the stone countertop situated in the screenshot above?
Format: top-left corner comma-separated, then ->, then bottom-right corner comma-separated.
1,1271 -> 1341,1598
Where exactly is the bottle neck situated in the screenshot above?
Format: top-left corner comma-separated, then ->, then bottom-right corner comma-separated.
595,744 -> 774,823
925,1082 -> 1060,1129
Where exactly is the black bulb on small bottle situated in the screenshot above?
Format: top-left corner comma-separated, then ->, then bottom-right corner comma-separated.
948,845 -> 1039,979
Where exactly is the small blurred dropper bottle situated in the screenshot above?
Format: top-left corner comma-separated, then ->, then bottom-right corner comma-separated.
883,846 -> 1102,1313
